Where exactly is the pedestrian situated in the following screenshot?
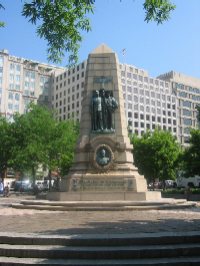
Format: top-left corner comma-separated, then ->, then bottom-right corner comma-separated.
0,180 -> 4,196
3,183 -> 9,197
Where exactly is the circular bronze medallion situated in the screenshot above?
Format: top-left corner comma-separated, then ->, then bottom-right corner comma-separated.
93,144 -> 114,171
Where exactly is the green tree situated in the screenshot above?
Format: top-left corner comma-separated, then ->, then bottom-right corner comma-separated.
44,119 -> 79,189
0,116 -> 13,182
10,103 -> 56,184
0,3 -> 5,27
131,129 -> 181,184
182,129 -> 200,177
196,104 -> 200,128
10,103 -> 79,187
1,0 -> 175,65
54,120 -> 79,177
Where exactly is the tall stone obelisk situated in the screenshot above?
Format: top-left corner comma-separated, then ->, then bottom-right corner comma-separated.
50,44 -> 161,201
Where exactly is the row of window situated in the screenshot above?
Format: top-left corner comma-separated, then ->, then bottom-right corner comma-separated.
121,72 -> 169,87
125,94 -> 176,106
129,113 -> 177,125
56,79 -> 84,90
130,121 -> 177,129
8,103 -> 19,111
8,92 -> 20,101
55,63 -> 85,82
132,125 -> 177,136
127,104 -> 176,116
55,71 -> 85,84
175,83 -> 200,94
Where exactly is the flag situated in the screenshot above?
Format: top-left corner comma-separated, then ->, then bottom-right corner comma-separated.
122,48 -> 126,56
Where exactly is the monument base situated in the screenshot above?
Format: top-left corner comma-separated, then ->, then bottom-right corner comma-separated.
47,191 -> 161,201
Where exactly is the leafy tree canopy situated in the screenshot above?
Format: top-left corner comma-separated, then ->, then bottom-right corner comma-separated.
131,129 -> 181,183
0,0 -> 175,65
182,129 -> 200,177
0,116 -> 13,179
196,104 -> 200,127
9,103 -> 79,182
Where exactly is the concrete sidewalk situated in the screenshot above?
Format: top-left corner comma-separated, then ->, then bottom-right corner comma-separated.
0,194 -> 200,235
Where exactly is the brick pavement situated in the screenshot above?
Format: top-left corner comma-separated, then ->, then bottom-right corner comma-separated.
0,194 -> 200,235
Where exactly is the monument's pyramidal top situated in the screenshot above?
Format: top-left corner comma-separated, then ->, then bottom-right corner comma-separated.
91,43 -> 113,54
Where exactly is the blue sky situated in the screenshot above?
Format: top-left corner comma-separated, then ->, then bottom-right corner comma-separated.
0,0 -> 200,79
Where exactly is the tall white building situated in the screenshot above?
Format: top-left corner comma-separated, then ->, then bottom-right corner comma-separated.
52,61 -> 86,121
0,49 -> 64,120
52,62 -> 179,141
158,71 -> 200,145
120,64 -> 178,140
1,49 -> 200,146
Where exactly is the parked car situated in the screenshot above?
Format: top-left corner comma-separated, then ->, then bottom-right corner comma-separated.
13,180 -> 32,192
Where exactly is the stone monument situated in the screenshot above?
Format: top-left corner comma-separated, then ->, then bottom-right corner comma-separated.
48,44 -> 161,201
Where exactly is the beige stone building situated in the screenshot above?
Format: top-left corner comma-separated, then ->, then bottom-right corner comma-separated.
1,48 -> 200,146
0,49 -> 64,120
158,71 -> 200,145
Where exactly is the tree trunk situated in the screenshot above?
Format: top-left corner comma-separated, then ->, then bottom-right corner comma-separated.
48,169 -> 52,191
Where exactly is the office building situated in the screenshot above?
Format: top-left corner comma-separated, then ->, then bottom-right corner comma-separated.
52,61 -> 86,121
158,71 -> 200,145
1,49 -> 200,146
0,49 -> 64,120
120,64 -> 178,140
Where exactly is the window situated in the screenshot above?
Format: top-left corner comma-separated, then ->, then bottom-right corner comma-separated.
183,118 -> 192,126
140,105 -> 144,111
128,95 -> 132,101
128,112 -> 132,118
138,75 -> 143,82
127,72 -> 131,78
133,74 -> 137,80
15,94 -> 20,101
9,92 -> 13,99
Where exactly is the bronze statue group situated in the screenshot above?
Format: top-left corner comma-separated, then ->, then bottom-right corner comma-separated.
91,89 -> 118,132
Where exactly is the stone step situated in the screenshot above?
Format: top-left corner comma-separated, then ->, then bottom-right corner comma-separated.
1,232 -> 200,246
0,256 -> 200,265
0,243 -> 200,259
10,199 -> 197,211
20,199 -> 188,206
1,232 -> 200,265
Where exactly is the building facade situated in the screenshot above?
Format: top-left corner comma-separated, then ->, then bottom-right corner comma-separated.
1,49 -> 200,146
0,49 -> 64,120
52,61 -> 86,122
120,64 -> 178,140
52,62 -> 179,141
158,71 -> 200,145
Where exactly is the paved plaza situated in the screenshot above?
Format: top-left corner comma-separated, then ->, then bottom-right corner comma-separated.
0,194 -> 200,235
